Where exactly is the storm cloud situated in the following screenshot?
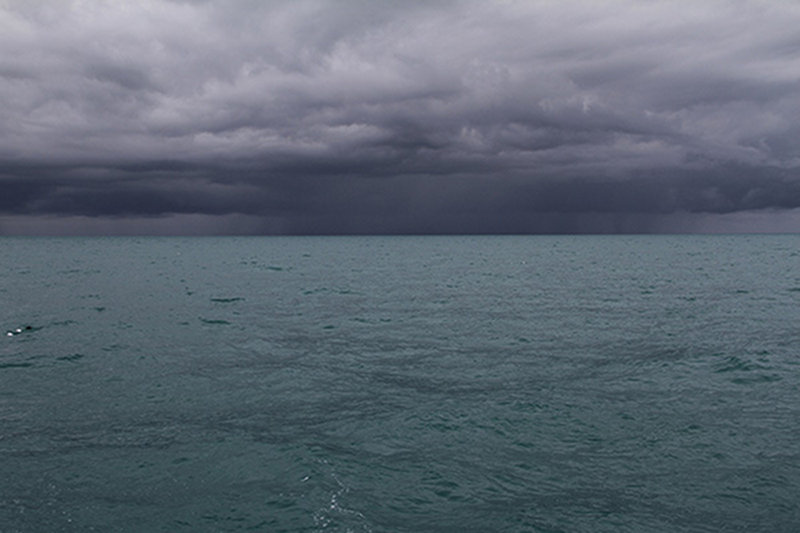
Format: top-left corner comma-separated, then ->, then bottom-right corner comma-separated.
2,0 -> 800,234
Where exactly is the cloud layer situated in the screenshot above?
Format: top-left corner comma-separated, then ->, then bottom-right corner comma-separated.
2,0 -> 800,233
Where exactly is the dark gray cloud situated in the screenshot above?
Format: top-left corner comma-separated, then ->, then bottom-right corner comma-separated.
1,0 -> 800,234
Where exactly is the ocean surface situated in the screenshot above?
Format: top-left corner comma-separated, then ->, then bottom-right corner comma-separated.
1,235 -> 799,532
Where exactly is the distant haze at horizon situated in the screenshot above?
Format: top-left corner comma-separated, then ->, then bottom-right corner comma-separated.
2,1 -> 800,235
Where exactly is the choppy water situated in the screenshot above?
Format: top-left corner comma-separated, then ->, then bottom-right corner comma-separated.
1,236 -> 799,532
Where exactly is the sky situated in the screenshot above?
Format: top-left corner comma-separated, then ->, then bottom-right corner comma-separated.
1,0 -> 800,235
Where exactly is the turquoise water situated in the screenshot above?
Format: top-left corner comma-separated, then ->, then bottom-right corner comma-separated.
1,236 -> 799,532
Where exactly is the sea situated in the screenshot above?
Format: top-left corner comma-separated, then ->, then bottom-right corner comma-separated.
1,235 -> 799,532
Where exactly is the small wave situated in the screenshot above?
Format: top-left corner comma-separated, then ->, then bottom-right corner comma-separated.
715,355 -> 768,373
199,318 -> 231,325
714,355 -> 781,385
312,460 -> 373,533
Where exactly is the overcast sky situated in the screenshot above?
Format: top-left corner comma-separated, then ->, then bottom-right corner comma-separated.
2,0 -> 800,234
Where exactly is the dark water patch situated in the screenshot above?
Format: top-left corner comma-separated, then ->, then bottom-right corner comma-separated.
94,306 -> 106,312
301,286 -> 361,296
303,287 -> 333,295
210,297 -> 245,303
346,316 -> 393,326
57,268 -> 102,276
0,361 -> 34,369
56,353 -> 85,362
79,293 -> 101,300
788,287 -> 800,292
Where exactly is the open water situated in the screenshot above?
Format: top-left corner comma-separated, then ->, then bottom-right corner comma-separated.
1,235 -> 799,532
